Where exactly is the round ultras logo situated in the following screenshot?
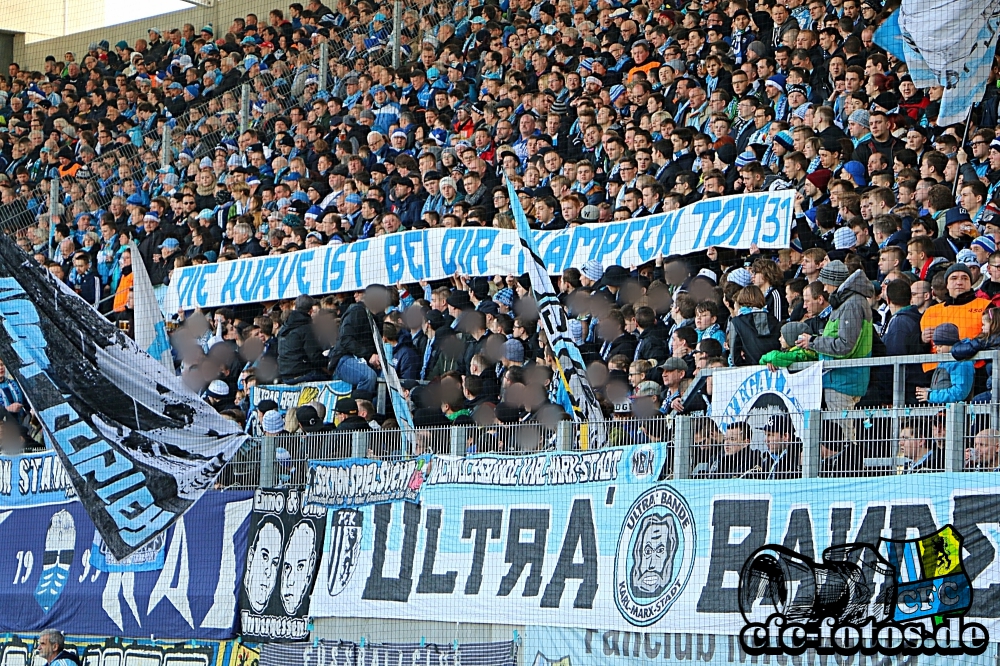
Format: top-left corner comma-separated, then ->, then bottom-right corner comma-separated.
614,485 -> 696,626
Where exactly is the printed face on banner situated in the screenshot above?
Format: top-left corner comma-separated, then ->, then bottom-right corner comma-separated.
280,521 -> 317,614
614,486 -> 697,627
245,518 -> 283,614
239,487 -> 327,642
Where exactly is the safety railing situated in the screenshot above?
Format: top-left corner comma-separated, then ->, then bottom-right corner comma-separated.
219,406 -> 998,491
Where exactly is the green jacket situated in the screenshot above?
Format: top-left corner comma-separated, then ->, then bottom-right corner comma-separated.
760,346 -> 818,367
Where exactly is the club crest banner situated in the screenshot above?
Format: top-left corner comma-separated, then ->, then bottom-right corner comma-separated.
239,487 -> 328,642
0,234 -> 248,559
164,191 -> 794,311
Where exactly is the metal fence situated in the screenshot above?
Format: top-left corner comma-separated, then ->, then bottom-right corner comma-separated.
217,402 -> 993,491
213,351 -> 1000,490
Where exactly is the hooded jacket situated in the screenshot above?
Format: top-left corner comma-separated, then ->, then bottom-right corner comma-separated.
810,269 -> 875,396
276,309 -> 326,382
327,303 -> 381,372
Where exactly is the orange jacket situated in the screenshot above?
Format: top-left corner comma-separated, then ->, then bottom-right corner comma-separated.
113,272 -> 133,313
920,293 -> 990,371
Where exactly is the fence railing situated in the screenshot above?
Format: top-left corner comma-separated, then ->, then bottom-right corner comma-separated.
212,350 -> 1000,490
217,403 -> 998,491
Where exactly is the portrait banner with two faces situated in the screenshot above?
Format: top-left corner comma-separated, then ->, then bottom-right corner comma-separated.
239,488 -> 327,642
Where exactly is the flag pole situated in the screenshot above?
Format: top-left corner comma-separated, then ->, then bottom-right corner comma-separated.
954,105 -> 976,197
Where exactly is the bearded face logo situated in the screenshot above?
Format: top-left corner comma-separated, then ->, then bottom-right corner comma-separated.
630,514 -> 678,598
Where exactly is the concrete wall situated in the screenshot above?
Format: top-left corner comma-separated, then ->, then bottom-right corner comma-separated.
12,0 -> 267,71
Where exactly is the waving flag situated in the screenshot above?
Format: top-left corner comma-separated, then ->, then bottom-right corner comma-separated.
875,0 -> 1000,125
0,233 -> 247,558
506,178 -> 607,449
127,241 -> 173,372
369,311 -> 417,454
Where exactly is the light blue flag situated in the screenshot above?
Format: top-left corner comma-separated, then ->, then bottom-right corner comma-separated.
874,0 -> 1000,126
369,312 -> 417,454
506,178 -> 607,449
127,241 -> 173,371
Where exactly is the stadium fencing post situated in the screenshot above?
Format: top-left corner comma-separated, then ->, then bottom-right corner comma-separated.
556,420 -> 573,451
891,364 -> 904,406
260,435 -> 276,487
944,402 -> 966,472
800,410 -> 822,478
160,123 -> 172,169
673,415 -> 692,479
318,42 -> 329,92
239,83 -> 251,134
392,0 -> 402,69
352,431 -> 368,458
449,425 -> 465,456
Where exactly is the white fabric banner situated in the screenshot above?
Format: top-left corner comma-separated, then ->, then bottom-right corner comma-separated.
164,191 -> 794,311
710,363 -> 824,436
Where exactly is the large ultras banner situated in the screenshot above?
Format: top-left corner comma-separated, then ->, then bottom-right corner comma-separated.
309,445 -> 1000,639
0,234 -> 247,559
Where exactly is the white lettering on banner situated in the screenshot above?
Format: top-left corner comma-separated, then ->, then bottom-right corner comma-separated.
239,610 -> 309,639
311,460 -> 1000,633
164,191 -> 794,311
18,454 -> 72,496
309,459 -> 420,506
426,450 -> 623,486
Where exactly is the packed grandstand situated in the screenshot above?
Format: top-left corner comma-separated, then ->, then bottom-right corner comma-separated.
0,0 -> 997,472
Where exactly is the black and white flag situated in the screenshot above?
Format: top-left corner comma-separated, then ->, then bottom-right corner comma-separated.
0,233 -> 247,558
506,178 -> 607,448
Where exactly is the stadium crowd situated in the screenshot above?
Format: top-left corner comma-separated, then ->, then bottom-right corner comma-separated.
0,0 -> 999,476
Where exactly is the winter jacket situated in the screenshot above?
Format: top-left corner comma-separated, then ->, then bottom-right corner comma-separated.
276,309 -> 326,382
391,332 -> 421,381
927,359 -> 974,403
696,323 -> 727,348
727,309 -> 782,366
327,303 -> 381,371
882,305 -> 931,403
810,269 -> 875,396
634,324 -> 671,364
759,346 -> 818,367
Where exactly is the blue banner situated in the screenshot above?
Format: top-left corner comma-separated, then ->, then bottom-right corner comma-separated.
0,450 -> 75,507
164,191 -> 794,311
523,626 -> 999,666
308,457 -> 1000,638
0,491 -> 253,638
306,455 -> 432,509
